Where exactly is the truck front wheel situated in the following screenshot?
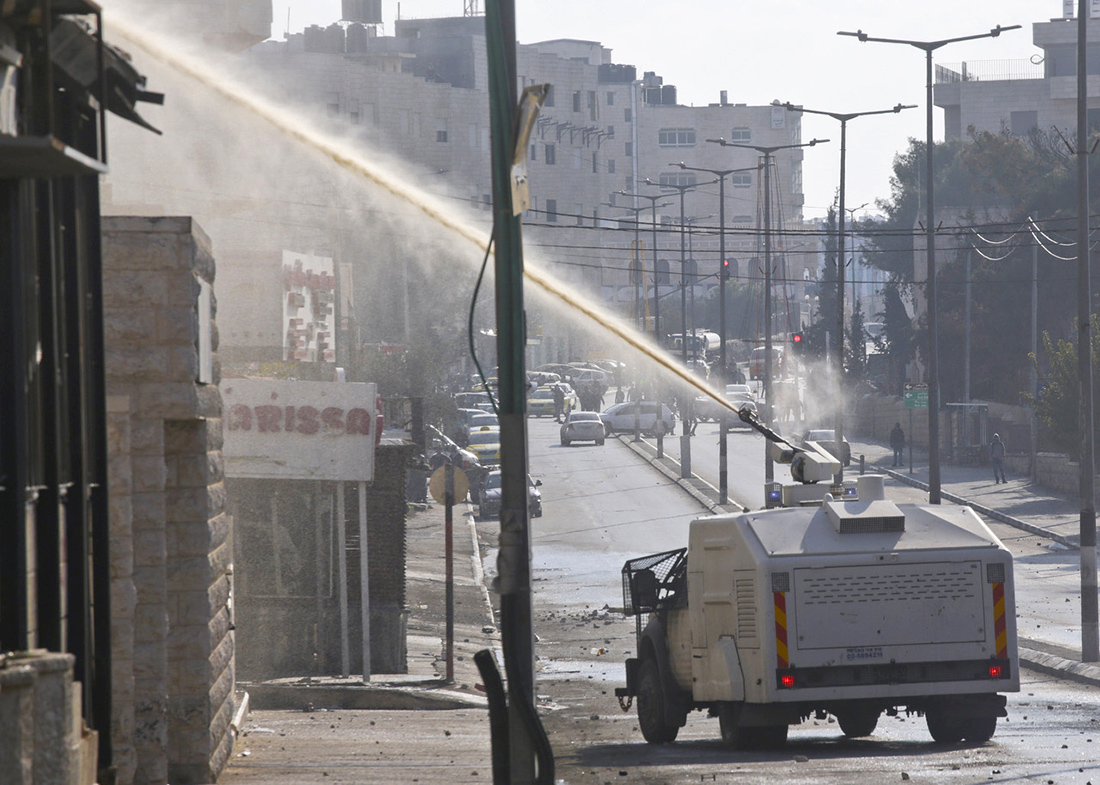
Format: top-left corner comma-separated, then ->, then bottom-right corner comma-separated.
926,708 -> 964,743
637,658 -> 679,744
962,716 -> 997,743
837,706 -> 879,738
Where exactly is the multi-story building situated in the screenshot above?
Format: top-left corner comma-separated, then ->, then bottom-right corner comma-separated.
933,8 -> 1095,141
238,11 -> 811,357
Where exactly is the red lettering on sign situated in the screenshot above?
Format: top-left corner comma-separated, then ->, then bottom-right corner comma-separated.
228,404 -> 252,431
255,405 -> 282,432
346,408 -> 372,435
297,406 -> 320,435
322,407 -> 344,431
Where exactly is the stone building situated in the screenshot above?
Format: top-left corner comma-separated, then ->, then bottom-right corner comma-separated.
102,216 -> 234,785
933,9 -> 1096,141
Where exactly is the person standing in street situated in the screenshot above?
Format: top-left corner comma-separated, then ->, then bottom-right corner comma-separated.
990,433 -> 1007,484
552,384 -> 565,423
890,422 -> 905,467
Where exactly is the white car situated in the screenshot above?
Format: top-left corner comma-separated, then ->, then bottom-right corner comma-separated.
599,401 -> 675,436
560,411 -> 607,446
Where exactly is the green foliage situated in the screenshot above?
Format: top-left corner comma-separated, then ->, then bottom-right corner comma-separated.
1029,319 -> 1100,460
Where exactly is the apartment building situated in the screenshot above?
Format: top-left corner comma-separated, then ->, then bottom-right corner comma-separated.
241,13 -> 808,348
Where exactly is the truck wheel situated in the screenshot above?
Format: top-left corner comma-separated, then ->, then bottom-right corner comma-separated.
717,703 -> 743,748
926,708 -> 964,743
962,716 -> 997,742
637,659 -> 678,744
837,707 -> 879,738
596,438 -> 605,446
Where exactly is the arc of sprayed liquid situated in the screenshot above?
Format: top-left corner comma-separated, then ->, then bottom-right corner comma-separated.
107,13 -> 737,415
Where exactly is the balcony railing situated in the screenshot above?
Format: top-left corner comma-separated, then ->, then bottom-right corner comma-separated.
936,59 -> 1045,84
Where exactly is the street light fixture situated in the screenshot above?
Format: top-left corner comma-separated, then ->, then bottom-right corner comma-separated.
604,201 -> 652,331
707,137 -> 829,485
781,102 -> 915,485
670,161 -> 758,505
837,24 -> 1020,505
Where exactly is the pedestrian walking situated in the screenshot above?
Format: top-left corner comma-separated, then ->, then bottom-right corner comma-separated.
890,422 -> 905,467
552,384 -> 566,422
990,433 -> 1007,484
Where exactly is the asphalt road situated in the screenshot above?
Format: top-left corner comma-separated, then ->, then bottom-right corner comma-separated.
520,416 -> 1100,785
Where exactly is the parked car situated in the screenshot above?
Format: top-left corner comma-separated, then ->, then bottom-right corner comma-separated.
599,401 -> 675,436
560,411 -> 607,446
527,385 -> 574,418
694,394 -> 757,424
477,469 -> 542,519
799,428 -> 851,466
466,427 -> 501,465
455,391 -> 495,413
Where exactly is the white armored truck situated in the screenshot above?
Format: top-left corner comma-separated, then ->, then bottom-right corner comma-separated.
615,409 -> 1019,748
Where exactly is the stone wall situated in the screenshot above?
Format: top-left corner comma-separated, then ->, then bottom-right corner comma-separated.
102,216 -> 233,785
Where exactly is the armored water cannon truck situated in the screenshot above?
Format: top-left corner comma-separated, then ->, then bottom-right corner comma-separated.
615,406 -> 1019,748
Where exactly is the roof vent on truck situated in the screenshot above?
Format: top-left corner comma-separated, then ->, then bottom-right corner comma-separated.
824,495 -> 906,534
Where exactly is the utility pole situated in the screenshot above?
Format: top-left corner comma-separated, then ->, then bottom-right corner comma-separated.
484,1 -> 553,779
672,162 -> 756,505
781,102 -> 913,484
708,137 -> 828,487
839,22 -> 1020,504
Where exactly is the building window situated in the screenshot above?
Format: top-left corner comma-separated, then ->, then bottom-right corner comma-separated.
545,144 -> 556,165
436,120 -> 448,143
545,85 -> 554,107
625,142 -> 633,157
1010,110 -> 1038,136
546,199 -> 558,222
607,125 -> 615,139
573,91 -> 582,112
608,159 -> 616,174
732,215 -> 752,224
659,173 -> 697,187
625,176 -> 633,189
575,203 -> 584,226
730,126 -> 751,142
530,144 -> 537,161
624,107 -> 632,123
589,90 -> 597,121
682,259 -> 698,285
607,91 -> 615,106
731,173 -> 752,187
349,111 -> 360,124
658,128 -> 696,146
327,102 -> 340,117
592,153 -> 598,173
482,194 -> 491,211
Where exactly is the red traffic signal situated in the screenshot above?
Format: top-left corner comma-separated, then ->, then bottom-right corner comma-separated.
721,259 -> 730,279
791,332 -> 803,352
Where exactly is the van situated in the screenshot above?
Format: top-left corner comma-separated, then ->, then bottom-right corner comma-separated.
748,345 -> 784,380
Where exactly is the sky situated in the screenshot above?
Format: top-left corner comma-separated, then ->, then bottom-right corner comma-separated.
268,0 -> 1066,220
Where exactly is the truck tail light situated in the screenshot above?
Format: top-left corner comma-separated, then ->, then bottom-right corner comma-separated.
780,674 -> 795,688
988,664 -> 1003,679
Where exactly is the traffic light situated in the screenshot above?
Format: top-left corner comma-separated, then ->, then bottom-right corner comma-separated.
791,332 -> 803,353
721,258 -> 730,280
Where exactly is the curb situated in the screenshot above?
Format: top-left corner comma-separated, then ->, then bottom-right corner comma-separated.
244,681 -> 488,711
1018,647 -> 1100,688
876,465 -> 1080,550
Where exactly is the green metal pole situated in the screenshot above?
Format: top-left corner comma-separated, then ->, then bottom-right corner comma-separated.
485,1 -> 550,780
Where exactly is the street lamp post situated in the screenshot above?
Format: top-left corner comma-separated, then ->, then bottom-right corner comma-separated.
620,189 -> 672,456
707,137 -> 829,485
605,202 -> 650,331
645,177 -> 714,479
781,102 -> 914,484
671,162 -> 757,505
838,24 -> 1019,505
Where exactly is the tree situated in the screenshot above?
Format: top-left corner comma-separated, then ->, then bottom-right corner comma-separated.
802,203 -> 839,360
880,279 -> 915,397
846,299 -> 867,384
1030,317 -> 1100,460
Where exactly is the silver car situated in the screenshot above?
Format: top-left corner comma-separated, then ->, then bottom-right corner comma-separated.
560,411 -> 607,446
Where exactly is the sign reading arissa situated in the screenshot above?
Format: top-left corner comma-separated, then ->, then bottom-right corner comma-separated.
221,379 -> 377,481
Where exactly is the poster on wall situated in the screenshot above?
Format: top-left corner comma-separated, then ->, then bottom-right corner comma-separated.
221,379 -> 377,481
